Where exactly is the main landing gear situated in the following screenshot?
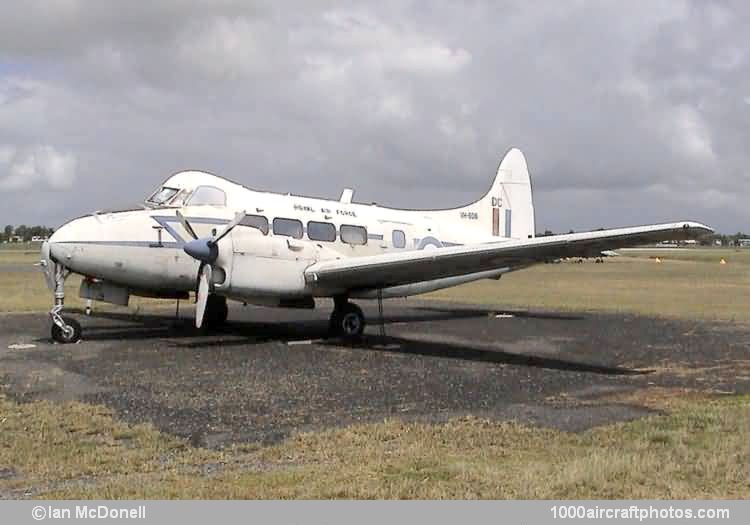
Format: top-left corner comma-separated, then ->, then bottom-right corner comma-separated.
329,297 -> 366,338
48,261 -> 83,344
201,294 -> 229,330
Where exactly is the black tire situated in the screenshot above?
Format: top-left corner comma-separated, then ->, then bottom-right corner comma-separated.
51,316 -> 82,344
329,310 -> 343,335
203,295 -> 228,329
330,302 -> 365,338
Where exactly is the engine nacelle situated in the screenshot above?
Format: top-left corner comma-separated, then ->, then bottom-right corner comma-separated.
228,254 -> 310,297
222,228 -> 318,299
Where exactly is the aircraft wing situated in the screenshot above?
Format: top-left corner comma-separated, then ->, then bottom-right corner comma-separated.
304,221 -> 712,293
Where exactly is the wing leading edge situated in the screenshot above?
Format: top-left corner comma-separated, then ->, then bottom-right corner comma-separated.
304,221 -> 712,293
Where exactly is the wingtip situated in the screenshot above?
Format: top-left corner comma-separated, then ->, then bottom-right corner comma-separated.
678,221 -> 714,235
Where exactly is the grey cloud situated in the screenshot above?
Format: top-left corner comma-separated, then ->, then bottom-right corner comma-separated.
0,144 -> 77,190
0,1 -> 747,233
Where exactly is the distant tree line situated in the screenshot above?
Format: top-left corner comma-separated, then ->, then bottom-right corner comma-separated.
536,229 -> 748,246
1,224 -> 55,242
704,233 -> 750,247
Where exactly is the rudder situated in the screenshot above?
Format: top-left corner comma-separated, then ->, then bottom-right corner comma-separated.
455,148 -> 536,240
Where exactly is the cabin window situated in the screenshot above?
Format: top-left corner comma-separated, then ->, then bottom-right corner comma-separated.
392,229 -> 406,249
187,185 -> 227,206
307,221 -> 336,242
239,215 -> 269,235
340,224 -> 367,245
273,218 -> 303,239
146,186 -> 179,206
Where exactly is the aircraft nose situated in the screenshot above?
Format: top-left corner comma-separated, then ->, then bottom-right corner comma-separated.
47,217 -> 85,263
39,240 -> 57,290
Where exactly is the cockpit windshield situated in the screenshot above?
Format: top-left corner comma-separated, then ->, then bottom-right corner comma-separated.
146,186 -> 180,206
186,185 -> 226,206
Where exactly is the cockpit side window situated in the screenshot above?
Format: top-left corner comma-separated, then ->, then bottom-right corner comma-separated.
187,186 -> 227,206
169,188 -> 193,207
146,187 -> 180,206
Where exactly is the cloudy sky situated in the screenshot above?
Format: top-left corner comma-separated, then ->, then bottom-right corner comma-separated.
0,0 -> 748,233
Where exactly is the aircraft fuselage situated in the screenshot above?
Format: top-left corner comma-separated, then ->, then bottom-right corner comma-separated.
46,169 -> 515,305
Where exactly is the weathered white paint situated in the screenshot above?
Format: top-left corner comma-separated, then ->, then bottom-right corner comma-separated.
43,148 -> 711,307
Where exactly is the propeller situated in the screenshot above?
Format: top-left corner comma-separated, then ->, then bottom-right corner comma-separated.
177,210 -> 246,327
176,210 -> 199,241
195,264 -> 211,329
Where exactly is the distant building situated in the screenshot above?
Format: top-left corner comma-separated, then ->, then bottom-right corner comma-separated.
9,235 -> 22,243
738,239 -> 750,248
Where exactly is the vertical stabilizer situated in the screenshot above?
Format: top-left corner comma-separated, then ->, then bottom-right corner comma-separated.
439,148 -> 536,240
484,148 -> 535,239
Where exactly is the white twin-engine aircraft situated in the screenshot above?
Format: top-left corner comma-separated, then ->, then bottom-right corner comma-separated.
40,148 -> 711,343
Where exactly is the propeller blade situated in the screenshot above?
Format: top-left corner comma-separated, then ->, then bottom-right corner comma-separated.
211,210 -> 247,244
176,210 -> 199,240
195,264 -> 212,328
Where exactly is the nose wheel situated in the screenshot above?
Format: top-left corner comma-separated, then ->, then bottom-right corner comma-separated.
329,300 -> 366,338
51,316 -> 82,344
46,260 -> 83,344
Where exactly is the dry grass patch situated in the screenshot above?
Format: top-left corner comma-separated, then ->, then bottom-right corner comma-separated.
643,360 -> 750,384
0,393 -> 747,499
592,387 -> 726,411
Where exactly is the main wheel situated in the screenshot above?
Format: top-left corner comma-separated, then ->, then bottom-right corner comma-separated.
202,295 -> 228,329
51,316 -> 82,344
330,302 -> 366,338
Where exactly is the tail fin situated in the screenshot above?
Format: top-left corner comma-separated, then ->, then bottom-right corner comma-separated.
457,148 -> 536,239
486,148 -> 535,239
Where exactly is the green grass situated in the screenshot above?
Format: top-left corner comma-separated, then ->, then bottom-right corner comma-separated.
0,271 -> 171,314
623,247 -> 750,265
426,249 -> 750,322
0,393 -> 746,499
0,248 -> 92,312
0,270 -> 91,313
0,249 -> 40,265
0,242 -> 43,249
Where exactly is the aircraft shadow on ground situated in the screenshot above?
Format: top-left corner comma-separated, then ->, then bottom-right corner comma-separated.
411,306 -> 586,321
325,335 -> 646,376
60,304 -> 584,344
50,306 -> 508,344
50,308 -> 639,377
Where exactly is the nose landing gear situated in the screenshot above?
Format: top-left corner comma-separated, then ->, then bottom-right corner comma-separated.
47,261 -> 82,344
51,309 -> 82,344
